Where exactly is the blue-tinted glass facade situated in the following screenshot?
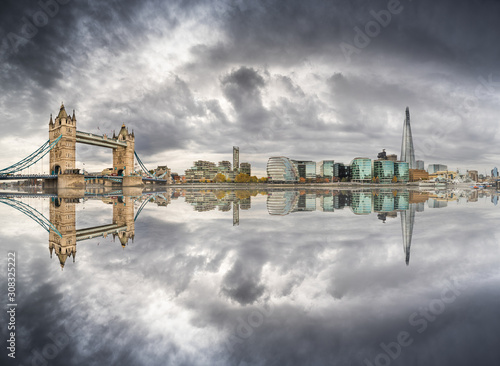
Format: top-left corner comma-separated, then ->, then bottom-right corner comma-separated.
350,158 -> 372,182
394,162 -> 409,183
374,160 -> 395,184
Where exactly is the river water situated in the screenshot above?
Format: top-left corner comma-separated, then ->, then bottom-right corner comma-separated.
0,188 -> 499,366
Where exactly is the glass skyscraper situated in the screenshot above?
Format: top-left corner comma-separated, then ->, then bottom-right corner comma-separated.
401,107 -> 416,169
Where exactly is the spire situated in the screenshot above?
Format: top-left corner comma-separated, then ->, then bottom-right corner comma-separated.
72,109 -> 76,122
57,102 -> 68,119
49,113 -> 53,126
118,124 -> 128,140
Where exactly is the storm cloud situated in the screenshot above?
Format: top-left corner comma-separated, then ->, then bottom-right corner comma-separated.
1,0 -> 499,175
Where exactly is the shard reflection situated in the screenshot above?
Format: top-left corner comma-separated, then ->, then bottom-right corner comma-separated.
401,203 -> 416,266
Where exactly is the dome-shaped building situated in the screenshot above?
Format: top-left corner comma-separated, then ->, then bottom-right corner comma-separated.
266,157 -> 298,183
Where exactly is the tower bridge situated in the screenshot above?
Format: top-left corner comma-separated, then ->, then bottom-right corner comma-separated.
0,103 -> 171,187
47,103 -> 141,188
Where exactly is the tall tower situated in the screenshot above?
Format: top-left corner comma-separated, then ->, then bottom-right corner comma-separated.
233,146 -> 239,172
400,107 -> 416,169
49,103 -> 77,175
113,124 -> 135,176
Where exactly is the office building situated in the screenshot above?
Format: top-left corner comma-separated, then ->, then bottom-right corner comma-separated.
468,170 -> 478,182
394,162 -> 410,183
409,169 -> 428,182
233,146 -> 239,172
292,160 -> 316,179
416,160 -> 425,170
319,160 -> 335,178
240,162 -> 251,176
333,163 -> 351,180
350,158 -> 372,183
428,164 -> 447,174
387,154 -> 398,162
267,157 -> 298,182
218,161 -> 232,170
401,107 -> 416,169
374,160 -> 395,184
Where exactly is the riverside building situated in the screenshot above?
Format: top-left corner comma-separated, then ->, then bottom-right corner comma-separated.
350,158 -> 372,183
267,157 -> 299,183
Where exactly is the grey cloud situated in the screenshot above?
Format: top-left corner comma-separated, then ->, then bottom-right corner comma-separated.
220,66 -> 269,132
1,0 -> 500,176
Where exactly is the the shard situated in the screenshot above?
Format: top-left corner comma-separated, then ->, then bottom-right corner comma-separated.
400,107 -> 416,169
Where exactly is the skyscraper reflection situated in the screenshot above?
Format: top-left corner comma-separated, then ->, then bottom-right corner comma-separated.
401,203 -> 416,266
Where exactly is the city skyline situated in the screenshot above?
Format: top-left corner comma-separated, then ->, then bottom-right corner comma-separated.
1,1 -> 499,177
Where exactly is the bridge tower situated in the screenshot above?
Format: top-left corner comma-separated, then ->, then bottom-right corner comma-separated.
49,103 -> 76,175
112,196 -> 135,247
48,197 -> 77,269
113,125 -> 135,176
48,103 -> 84,189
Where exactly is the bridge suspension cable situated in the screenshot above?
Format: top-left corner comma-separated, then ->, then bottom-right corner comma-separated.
0,135 -> 62,175
134,151 -> 156,178
0,197 -> 62,237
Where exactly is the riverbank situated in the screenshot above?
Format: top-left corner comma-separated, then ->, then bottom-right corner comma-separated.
170,182 -> 421,190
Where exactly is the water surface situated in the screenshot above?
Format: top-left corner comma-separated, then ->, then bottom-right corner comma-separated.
0,188 -> 499,366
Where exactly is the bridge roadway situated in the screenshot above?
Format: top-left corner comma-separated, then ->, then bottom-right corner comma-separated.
0,174 -> 57,180
75,130 -> 127,149
0,174 -> 168,183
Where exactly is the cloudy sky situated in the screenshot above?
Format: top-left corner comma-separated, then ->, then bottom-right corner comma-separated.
1,0 -> 499,176
1,193 -> 500,365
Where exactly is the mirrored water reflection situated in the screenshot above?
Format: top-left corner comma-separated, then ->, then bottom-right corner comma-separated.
0,188 -> 499,366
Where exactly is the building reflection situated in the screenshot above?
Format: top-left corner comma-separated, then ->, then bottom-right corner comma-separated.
183,190 -> 254,226
264,189 -> 498,265
2,187 -> 497,270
